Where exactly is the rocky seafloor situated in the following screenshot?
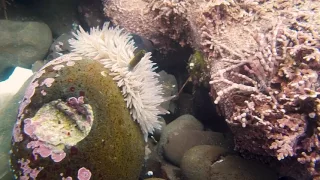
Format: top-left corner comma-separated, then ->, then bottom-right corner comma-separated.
1,0 -> 319,180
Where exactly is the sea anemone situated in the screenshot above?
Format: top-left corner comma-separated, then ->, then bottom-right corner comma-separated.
69,22 -> 168,141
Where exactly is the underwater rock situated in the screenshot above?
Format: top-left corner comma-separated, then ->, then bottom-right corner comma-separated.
180,145 -> 229,180
103,0 -> 174,49
163,130 -> 234,166
0,77 -> 33,180
77,0 -> 107,30
177,93 -> 194,115
157,70 -> 177,113
0,20 -> 52,81
0,93 -> 13,109
10,54 -> 145,179
181,145 -> 277,180
33,0 -> 80,37
131,34 -> 155,53
160,162 -> 181,180
157,114 -> 203,156
46,33 -> 74,62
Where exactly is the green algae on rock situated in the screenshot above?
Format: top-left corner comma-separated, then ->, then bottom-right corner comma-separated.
10,54 -> 145,180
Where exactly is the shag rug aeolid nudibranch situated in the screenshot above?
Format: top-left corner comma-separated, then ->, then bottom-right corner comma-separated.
69,22 -> 168,141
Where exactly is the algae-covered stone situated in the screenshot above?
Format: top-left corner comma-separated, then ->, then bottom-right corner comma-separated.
10,54 -> 145,180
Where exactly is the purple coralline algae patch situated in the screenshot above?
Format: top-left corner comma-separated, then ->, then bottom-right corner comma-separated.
40,77 -> 55,87
26,140 -> 67,162
22,98 -> 94,162
53,64 -> 65,71
66,61 -> 76,66
18,158 -> 44,180
40,89 -> 47,96
13,54 -> 80,143
77,167 -> 92,180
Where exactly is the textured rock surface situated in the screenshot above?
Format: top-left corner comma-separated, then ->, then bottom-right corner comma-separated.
0,93 -> 13,109
157,114 -> 203,156
160,162 -> 182,180
77,0 -> 107,30
10,55 -> 145,179
181,145 -> 278,180
163,130 -> 233,166
158,70 -> 178,113
103,0 -> 174,49
0,78 -> 32,180
33,0 -> 80,37
180,145 -> 229,180
0,20 -> 52,81
46,33 -> 74,61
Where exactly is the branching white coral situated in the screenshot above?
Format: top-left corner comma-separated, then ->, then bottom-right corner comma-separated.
69,22 -> 168,141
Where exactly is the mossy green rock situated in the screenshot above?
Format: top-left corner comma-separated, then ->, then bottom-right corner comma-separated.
10,55 -> 145,179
